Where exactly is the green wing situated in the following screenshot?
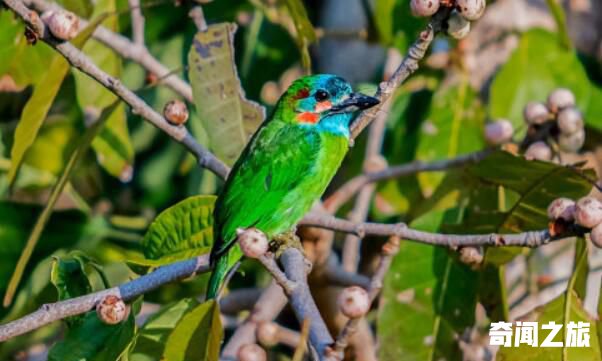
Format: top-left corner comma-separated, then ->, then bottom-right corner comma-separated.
211,120 -> 321,258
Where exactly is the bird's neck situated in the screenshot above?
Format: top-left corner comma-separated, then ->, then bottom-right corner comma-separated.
315,113 -> 352,138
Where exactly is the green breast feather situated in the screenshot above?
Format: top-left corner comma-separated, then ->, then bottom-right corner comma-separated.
212,119 -> 348,260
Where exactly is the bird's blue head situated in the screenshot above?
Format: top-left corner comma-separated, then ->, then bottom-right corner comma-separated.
278,74 -> 379,137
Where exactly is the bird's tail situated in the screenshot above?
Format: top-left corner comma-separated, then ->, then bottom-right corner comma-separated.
206,255 -> 229,300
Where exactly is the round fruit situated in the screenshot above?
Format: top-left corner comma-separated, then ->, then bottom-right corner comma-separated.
163,100 -> 189,126
338,286 -> 370,319
591,223 -> 602,248
96,295 -> 129,325
547,88 -> 576,113
410,0 -> 441,17
523,102 -> 550,125
237,344 -> 267,361
557,108 -> 583,135
42,10 -> 79,41
547,197 -> 576,222
524,141 -> 552,161
558,129 -> 585,153
456,0 -> 486,21
236,228 -> 269,258
484,119 -> 514,145
574,196 -> 602,228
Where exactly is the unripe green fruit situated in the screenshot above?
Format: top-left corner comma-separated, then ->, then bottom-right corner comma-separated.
447,11 -> 471,39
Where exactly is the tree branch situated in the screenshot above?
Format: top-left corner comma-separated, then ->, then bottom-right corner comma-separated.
0,255 -> 210,341
23,0 -> 193,102
3,0 -> 229,179
349,9 -> 451,140
324,149 -> 493,213
300,213 -> 584,248
127,0 -> 145,46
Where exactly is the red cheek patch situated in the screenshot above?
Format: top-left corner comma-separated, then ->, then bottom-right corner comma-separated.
296,112 -> 319,124
315,100 -> 332,113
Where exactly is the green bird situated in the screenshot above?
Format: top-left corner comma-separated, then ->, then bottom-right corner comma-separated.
206,74 -> 379,299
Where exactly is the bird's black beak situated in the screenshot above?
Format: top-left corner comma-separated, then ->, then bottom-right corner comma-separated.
331,92 -> 380,113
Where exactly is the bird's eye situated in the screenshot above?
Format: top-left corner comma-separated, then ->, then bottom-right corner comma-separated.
314,90 -> 330,102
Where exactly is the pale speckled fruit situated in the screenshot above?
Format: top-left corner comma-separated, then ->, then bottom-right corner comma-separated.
524,141 -> 552,161
456,0 -> 486,20
410,0 -> 441,17
338,286 -> 370,319
590,223 -> 602,248
236,228 -> 269,258
42,10 -> 79,41
523,102 -> 550,125
447,11 -> 471,39
237,344 -> 267,361
575,196 -> 602,228
484,119 -> 514,145
163,100 -> 189,126
557,108 -> 583,135
558,129 -> 585,153
96,295 -> 129,325
547,198 -> 576,222
547,88 -> 576,113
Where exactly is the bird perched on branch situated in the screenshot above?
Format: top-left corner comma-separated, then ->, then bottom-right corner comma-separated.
206,74 -> 379,299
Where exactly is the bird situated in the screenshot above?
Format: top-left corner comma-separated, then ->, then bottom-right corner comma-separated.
206,74 -> 379,299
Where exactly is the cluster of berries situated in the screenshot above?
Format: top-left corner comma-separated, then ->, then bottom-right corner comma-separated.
548,196 -> 602,247
522,88 -> 585,160
484,88 -> 586,162
410,0 -> 486,39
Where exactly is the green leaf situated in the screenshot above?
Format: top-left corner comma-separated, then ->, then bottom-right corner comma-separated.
129,298 -> 199,361
497,240 -> 599,361
374,0 -> 424,49
3,102 -> 120,307
163,300 -> 222,361
378,210 -> 478,361
416,79 -> 485,195
489,29 -> 599,134
6,13 -> 106,186
48,311 -> 136,361
50,253 -> 93,326
73,0 -> 134,180
283,0 -> 316,72
188,23 -> 265,165
141,195 -> 216,262
0,11 -> 55,87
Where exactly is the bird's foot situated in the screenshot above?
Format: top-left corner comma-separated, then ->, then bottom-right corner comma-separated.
270,229 -> 305,259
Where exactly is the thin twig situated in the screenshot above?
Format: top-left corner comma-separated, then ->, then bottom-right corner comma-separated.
349,9 -> 451,140
23,0 -> 193,102
300,213 -> 584,248
128,0 -> 145,46
4,0 -> 229,179
324,149 -> 493,213
0,255 -> 210,341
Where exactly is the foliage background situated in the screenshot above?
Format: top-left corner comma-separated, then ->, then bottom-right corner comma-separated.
0,0 -> 602,360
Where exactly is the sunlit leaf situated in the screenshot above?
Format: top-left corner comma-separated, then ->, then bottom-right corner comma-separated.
50,253 -> 93,325
188,23 -> 265,165
73,0 -> 134,181
141,195 -> 216,262
163,300 -> 222,361
7,13 -> 107,186
283,0 -> 316,71
129,298 -> 199,360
